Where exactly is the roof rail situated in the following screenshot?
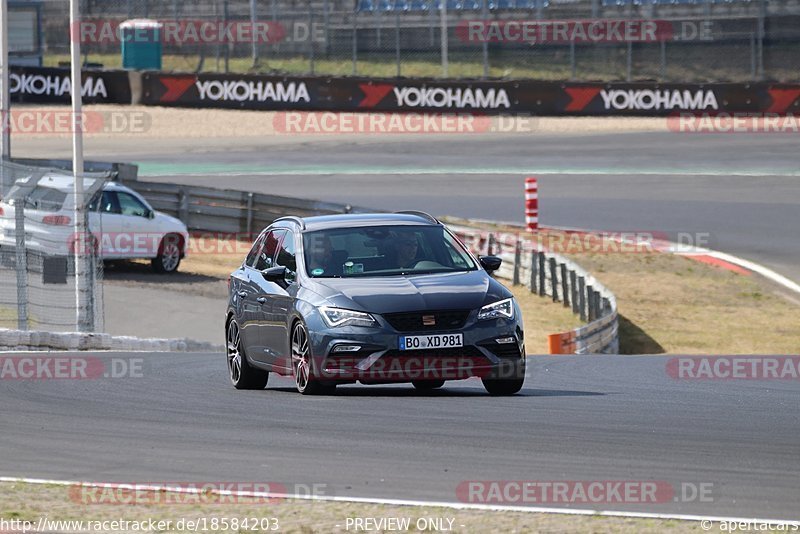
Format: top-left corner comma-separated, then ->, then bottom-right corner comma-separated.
395,210 -> 439,224
273,216 -> 306,230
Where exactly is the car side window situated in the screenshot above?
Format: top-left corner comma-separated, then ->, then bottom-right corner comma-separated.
255,230 -> 285,271
89,191 -> 121,214
274,230 -> 297,282
245,233 -> 267,268
100,191 -> 120,214
117,192 -> 149,217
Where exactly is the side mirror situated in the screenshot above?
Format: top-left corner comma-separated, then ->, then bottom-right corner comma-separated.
261,265 -> 288,288
147,209 -> 155,219
479,255 -> 502,273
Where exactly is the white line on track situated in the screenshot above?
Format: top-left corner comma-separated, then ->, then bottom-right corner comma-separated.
138,167 -> 800,178
2,477 -> 799,526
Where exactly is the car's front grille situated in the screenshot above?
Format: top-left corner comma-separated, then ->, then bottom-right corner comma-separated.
480,342 -> 522,359
382,310 -> 470,332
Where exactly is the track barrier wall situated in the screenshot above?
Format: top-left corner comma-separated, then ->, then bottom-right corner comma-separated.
10,66 -> 800,116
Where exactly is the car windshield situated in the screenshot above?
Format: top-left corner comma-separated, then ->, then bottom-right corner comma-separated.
303,225 -> 477,278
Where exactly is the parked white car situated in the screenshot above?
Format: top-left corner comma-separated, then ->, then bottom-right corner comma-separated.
0,174 -> 190,273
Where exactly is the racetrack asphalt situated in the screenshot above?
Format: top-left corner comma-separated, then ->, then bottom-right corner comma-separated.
1,352 -> 798,520
13,130 -> 800,287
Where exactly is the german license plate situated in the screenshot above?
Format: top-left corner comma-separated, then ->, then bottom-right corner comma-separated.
399,333 -> 463,350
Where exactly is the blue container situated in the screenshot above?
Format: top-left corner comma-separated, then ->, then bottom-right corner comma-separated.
120,19 -> 162,70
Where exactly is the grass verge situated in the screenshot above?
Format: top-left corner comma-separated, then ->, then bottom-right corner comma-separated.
441,218 -> 800,354
46,45 -> 800,82
0,481 -> 706,533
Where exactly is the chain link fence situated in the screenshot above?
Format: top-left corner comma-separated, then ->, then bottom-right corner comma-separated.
0,161 -> 105,333
29,0 -> 800,82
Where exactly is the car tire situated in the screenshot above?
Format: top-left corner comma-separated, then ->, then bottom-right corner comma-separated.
152,234 -> 182,273
412,380 -> 445,391
226,317 -> 269,390
291,321 -> 330,395
482,358 -> 525,396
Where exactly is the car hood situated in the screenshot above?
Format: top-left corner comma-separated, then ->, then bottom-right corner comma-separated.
155,211 -> 188,232
308,270 -> 510,314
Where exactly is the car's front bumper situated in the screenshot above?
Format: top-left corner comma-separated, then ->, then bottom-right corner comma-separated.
306,315 -> 524,383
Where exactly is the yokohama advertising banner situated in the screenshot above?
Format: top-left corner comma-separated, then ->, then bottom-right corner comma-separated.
141,72 -> 800,116
9,67 -> 131,104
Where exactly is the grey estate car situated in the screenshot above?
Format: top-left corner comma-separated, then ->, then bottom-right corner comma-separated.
225,212 -> 525,395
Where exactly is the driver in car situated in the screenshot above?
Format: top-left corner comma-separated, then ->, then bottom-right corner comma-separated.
389,231 -> 420,269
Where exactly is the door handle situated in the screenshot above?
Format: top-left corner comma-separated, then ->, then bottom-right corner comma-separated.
237,291 -> 247,298
256,297 -> 267,304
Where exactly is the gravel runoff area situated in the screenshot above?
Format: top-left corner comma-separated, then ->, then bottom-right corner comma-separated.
0,481 -> 710,533
12,104 -> 672,140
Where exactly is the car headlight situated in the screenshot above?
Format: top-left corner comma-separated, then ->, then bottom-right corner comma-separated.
320,306 -> 378,328
477,298 -> 515,320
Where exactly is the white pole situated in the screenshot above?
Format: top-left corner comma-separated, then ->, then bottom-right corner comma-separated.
70,0 -> 87,331
249,0 -> 257,67
0,0 -> 10,190
439,0 -> 448,77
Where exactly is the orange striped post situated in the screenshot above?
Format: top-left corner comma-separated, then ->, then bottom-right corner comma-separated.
525,177 -> 538,232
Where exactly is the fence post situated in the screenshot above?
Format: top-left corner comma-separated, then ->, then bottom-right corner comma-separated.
309,6 -> 315,75
578,276 -> 586,321
249,0 -> 258,67
15,203 -> 28,330
593,290 -> 602,320
512,238 -> 521,286
245,192 -> 254,235
323,0 -> 331,56
569,40 -> 576,80
85,239 -> 96,332
82,210 -> 95,333
560,263 -> 569,307
549,257 -> 558,302
587,285 -> 595,321
481,0 -> 489,78
395,9 -> 401,77
352,12 -> 358,75
529,250 -> 537,293
179,189 -> 189,223
626,41 -> 632,82
570,270 -> 578,314
538,252 -> 546,297
486,232 -> 495,256
756,0 -> 765,80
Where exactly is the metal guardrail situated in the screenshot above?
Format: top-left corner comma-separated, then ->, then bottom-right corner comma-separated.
449,224 -> 619,354
127,182 -> 368,234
